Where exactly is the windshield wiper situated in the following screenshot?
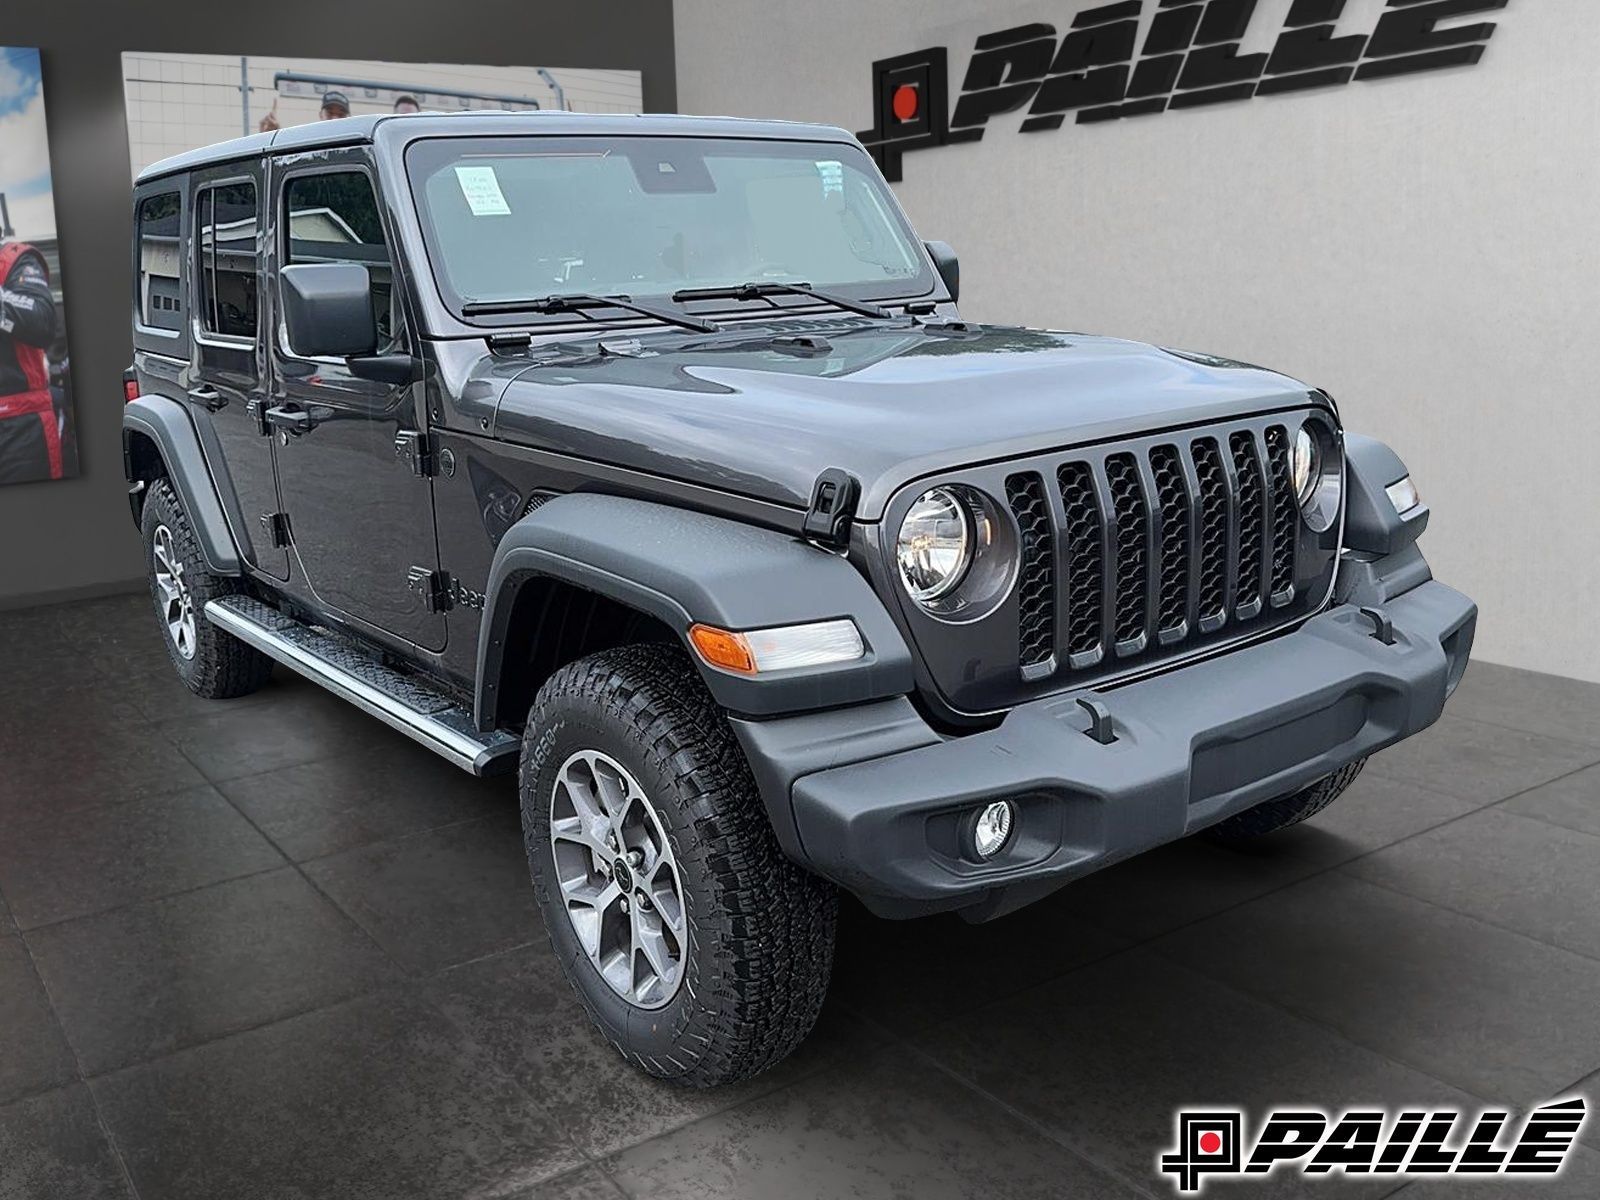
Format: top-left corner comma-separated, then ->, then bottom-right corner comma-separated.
460,292 -> 720,334
671,281 -> 892,321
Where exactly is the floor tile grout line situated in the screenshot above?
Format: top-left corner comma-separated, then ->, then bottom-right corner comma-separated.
78,987 -> 397,1085
191,746 -> 618,1188
1430,709 -> 1600,754
12,862 -> 289,938
848,1008 -> 1163,1200
4,898 -> 144,1200
1481,794 -> 1600,842
1326,867 -> 1600,970
1418,709 -> 1600,757
195,749 -> 421,984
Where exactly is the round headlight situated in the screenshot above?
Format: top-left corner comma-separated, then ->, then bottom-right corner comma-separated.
1291,425 -> 1319,505
1296,420 -> 1343,533
896,487 -> 973,603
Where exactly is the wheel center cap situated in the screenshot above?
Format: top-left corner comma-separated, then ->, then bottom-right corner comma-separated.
612,858 -> 634,890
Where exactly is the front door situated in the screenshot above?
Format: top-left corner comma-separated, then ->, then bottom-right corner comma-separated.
267,151 -> 444,650
188,164 -> 287,580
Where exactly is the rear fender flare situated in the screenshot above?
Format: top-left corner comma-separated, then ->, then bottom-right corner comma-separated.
122,394 -> 242,575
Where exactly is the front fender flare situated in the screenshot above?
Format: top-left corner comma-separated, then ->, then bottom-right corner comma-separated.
475,494 -> 914,723
122,394 -> 242,575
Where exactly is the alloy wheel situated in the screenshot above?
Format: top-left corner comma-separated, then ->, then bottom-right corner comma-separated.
549,749 -> 687,1009
152,524 -> 197,660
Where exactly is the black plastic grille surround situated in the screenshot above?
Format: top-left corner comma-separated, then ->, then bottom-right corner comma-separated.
959,412 -> 1339,707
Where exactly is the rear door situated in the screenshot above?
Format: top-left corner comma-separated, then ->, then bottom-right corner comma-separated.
188,161 -> 287,580
266,149 -> 445,650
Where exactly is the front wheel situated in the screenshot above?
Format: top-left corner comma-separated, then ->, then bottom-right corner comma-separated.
520,643 -> 837,1088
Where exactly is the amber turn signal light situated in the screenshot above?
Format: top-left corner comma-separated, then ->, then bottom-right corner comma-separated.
688,624 -> 757,675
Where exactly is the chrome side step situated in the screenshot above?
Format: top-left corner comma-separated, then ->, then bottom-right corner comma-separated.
204,596 -> 519,776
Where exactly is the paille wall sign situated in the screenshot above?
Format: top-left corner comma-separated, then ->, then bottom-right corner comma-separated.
857,0 -> 1508,181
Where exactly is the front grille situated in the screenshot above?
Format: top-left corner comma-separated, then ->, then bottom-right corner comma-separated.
990,416 -> 1329,699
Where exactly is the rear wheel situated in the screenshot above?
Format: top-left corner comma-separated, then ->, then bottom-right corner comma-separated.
520,642 -> 837,1087
141,479 -> 273,698
1203,759 -> 1367,843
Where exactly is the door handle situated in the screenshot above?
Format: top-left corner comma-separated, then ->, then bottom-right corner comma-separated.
264,405 -> 317,436
189,386 -> 227,412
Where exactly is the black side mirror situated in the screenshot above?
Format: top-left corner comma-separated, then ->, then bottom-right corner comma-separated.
281,262 -> 377,358
924,240 -> 960,304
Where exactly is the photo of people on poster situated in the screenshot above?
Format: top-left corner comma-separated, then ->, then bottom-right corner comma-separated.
0,45 -> 75,487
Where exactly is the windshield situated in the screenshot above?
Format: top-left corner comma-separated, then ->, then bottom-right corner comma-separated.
404,135 -> 932,321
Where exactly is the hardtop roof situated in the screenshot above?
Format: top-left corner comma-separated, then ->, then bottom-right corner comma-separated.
134,111 -> 862,185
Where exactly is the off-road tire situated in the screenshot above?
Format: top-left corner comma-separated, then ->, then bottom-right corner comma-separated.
520,642 -> 838,1088
141,479 -> 274,698
1203,759 -> 1368,843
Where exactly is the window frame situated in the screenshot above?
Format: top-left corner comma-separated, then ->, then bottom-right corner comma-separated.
275,161 -> 401,364
132,185 -> 187,347
191,174 -> 262,349
400,133 -> 938,328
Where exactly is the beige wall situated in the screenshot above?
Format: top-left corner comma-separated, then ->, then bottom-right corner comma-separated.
123,54 -> 642,178
676,0 -> 1599,684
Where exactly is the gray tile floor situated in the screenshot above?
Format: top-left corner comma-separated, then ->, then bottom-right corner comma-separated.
3,593 -> 1598,1199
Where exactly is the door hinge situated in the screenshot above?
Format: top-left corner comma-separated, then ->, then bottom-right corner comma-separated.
246,397 -> 271,436
394,429 -> 438,477
259,512 -> 292,549
803,467 -> 860,548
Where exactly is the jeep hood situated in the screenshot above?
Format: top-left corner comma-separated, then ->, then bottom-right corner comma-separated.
490,321 -> 1321,519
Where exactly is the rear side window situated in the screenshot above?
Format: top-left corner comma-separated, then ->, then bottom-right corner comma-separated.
284,171 -> 397,347
136,191 -> 183,332
196,181 -> 259,340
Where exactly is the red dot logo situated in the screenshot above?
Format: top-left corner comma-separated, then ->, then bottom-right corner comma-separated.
891,84 -> 920,122
1199,1132 -> 1223,1155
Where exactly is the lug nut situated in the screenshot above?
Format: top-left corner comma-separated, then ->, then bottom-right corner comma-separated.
635,892 -> 651,911
627,849 -> 644,868
619,897 -> 630,914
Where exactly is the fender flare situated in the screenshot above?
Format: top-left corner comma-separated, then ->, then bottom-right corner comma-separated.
475,493 -> 914,724
122,394 -> 242,575
1343,434 -> 1429,557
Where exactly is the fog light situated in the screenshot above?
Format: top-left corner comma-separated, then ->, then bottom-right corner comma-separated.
970,800 -> 1014,860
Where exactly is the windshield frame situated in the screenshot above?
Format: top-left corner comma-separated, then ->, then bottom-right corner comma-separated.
401,133 -> 938,329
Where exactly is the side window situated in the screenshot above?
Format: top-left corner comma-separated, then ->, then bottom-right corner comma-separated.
196,181 -> 260,340
136,191 -> 183,332
284,171 -> 397,349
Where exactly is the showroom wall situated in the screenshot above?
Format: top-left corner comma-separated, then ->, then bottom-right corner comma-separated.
676,0 -> 1597,684
0,0 -> 676,610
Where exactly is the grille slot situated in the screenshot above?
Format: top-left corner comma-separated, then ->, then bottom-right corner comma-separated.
1005,472 -> 1055,671
1264,426 -> 1298,604
1056,461 -> 1105,663
1229,431 -> 1266,620
1192,438 -> 1230,630
1104,453 -> 1149,653
1150,445 -> 1191,640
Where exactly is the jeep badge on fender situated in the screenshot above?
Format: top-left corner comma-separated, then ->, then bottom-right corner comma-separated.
123,109 -> 1476,1086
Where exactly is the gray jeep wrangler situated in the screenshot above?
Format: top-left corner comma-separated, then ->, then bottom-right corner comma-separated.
123,111 -> 1476,1086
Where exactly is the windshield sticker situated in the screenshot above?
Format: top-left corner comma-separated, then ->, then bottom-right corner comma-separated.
454,165 -> 512,216
816,160 -> 844,197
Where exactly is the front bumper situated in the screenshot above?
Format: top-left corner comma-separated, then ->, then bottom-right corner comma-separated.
733,580 -> 1476,920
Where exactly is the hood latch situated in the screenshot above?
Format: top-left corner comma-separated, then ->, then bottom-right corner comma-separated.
803,468 -> 860,549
